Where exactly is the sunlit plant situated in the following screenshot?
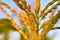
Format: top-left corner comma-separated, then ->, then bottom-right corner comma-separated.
0,0 -> 60,40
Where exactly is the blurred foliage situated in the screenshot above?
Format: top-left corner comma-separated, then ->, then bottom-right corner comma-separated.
0,19 -> 17,34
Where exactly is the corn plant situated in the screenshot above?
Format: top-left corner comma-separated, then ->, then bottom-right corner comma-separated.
0,0 -> 60,40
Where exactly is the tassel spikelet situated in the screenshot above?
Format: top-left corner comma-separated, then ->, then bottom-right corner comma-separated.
39,11 -> 60,40
0,6 -> 28,40
40,2 -> 60,20
40,1 -> 54,17
34,0 -> 40,13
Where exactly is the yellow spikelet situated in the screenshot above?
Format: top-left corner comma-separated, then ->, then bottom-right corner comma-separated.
34,0 -> 40,13
41,20 -> 52,29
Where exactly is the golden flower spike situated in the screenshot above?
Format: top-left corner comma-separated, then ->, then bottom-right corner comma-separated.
0,6 -> 28,40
